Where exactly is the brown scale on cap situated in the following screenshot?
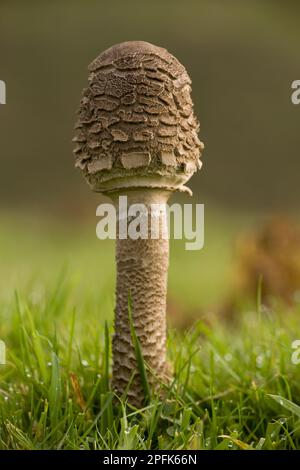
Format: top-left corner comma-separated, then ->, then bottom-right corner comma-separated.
74,41 -> 203,193
73,42 -> 204,407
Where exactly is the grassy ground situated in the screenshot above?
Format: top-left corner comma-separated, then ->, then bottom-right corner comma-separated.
1,213 -> 300,450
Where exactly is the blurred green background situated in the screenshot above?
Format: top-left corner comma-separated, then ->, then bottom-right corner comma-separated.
0,0 -> 299,313
1,0 -> 300,211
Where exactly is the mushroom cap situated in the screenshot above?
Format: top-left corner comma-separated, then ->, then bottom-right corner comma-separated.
74,41 -> 204,193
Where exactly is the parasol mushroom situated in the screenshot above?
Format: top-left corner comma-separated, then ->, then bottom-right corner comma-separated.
73,41 -> 204,406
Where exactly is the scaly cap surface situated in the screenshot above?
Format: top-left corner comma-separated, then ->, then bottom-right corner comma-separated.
74,41 -> 204,193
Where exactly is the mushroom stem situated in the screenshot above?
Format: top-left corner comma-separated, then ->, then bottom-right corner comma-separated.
111,188 -> 171,406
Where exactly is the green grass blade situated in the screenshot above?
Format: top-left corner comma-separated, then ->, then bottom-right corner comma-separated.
268,394 -> 300,419
66,308 -> 76,370
104,320 -> 110,392
48,352 -> 61,430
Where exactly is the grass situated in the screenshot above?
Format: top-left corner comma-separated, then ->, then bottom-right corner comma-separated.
1,212 -> 300,450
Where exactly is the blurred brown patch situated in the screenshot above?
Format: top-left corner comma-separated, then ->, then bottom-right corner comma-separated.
167,299 -> 196,331
69,372 -> 91,418
221,216 -> 300,320
167,298 -> 214,331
